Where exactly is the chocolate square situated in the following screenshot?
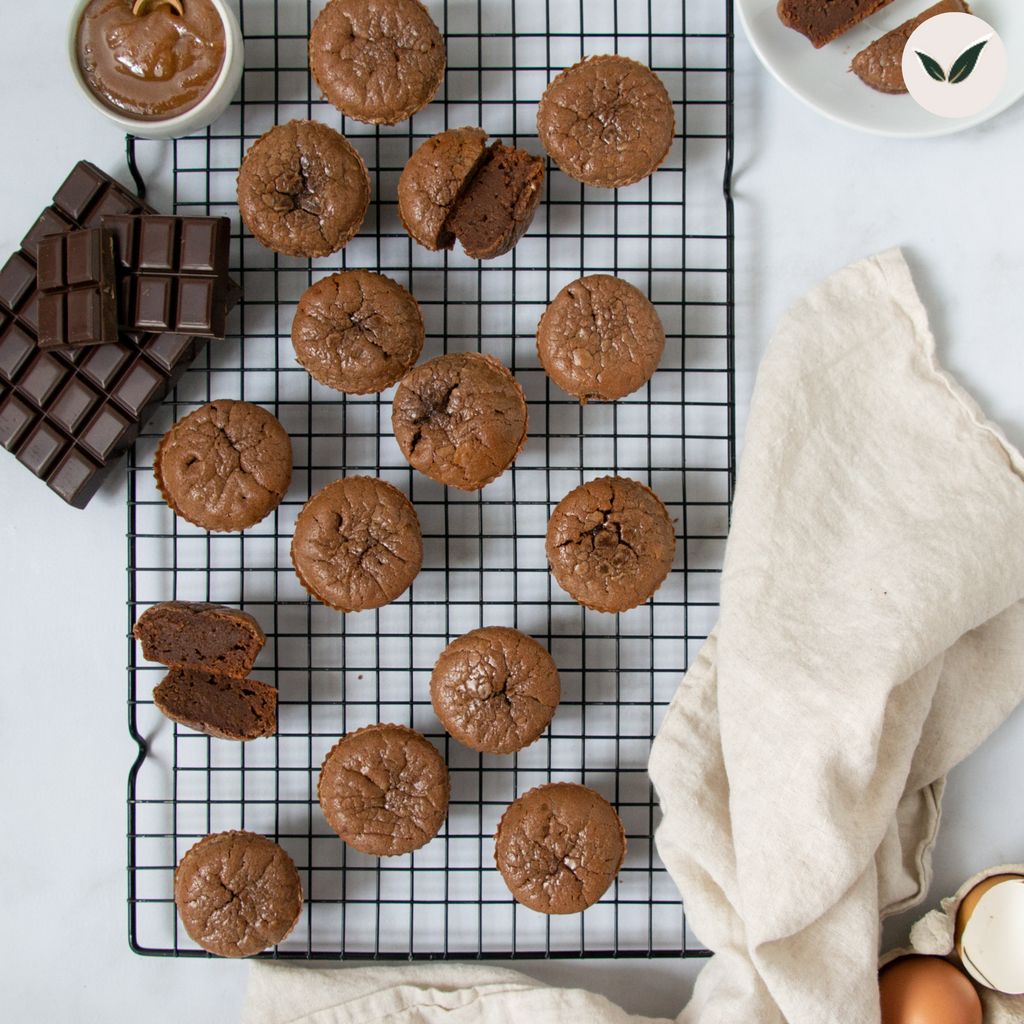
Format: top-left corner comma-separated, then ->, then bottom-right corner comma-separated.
0,393 -> 37,451
143,332 -> 195,372
80,342 -> 133,390
52,163 -> 107,221
81,402 -> 136,462
0,323 -> 37,383
49,377 -> 101,434
111,358 -> 168,418
18,352 -> 69,407
135,276 -> 174,331
17,420 -> 68,477
139,217 -> 179,270
21,208 -> 75,255
0,253 -> 36,311
48,447 -> 106,509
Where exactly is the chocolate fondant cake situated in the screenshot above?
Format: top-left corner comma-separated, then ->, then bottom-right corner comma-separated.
494,783 -> 626,914
398,129 -> 544,259
851,0 -> 969,92
777,0 -> 896,48
154,667 -> 277,741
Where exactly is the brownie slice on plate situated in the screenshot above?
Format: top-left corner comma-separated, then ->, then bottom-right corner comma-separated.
777,0 -> 896,48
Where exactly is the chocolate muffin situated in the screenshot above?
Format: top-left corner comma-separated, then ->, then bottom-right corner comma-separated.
536,275 -> 665,403
290,476 -> 423,612
133,601 -> 266,677
391,352 -> 528,491
851,1 -> 969,92
494,783 -> 626,914
398,129 -> 545,259
154,400 -> 293,532
309,0 -> 446,125
318,723 -> 450,856
291,270 -> 424,395
546,476 -> 676,613
430,627 -> 561,754
154,668 -> 277,741
536,55 -> 675,189
236,119 -> 370,258
777,0 -> 895,48
174,830 -> 303,957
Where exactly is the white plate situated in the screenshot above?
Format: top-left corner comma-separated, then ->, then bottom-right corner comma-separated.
736,0 -> 1024,136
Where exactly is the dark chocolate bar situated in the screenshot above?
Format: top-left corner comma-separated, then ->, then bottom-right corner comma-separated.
36,228 -> 119,349
104,215 -> 232,338
0,161 -> 213,508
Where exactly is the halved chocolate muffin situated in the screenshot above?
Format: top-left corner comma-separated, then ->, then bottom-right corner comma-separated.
398,128 -> 544,260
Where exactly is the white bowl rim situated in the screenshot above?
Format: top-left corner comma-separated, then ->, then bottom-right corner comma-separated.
66,0 -> 242,135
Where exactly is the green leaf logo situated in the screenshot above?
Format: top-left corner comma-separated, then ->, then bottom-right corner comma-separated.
915,50 -> 947,81
914,35 -> 992,85
949,38 -> 989,83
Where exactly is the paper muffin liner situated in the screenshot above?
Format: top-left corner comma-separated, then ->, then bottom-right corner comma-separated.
881,862 -> 1024,1022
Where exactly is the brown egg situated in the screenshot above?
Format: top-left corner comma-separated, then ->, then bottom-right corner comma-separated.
879,955 -> 982,1024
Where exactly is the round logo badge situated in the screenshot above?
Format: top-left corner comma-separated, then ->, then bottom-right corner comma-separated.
902,12 -> 1007,118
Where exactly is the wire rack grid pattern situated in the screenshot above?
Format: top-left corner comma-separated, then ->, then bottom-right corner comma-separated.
127,0 -> 734,960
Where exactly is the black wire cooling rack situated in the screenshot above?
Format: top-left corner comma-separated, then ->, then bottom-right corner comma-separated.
127,0 -> 734,959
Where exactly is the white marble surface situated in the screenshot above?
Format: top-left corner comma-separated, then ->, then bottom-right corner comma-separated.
2,1 -> 1024,1019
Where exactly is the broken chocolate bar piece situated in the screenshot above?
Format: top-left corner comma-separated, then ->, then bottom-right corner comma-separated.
36,228 -> 119,349
851,0 -> 970,93
0,161 -> 216,508
103,215 -> 233,338
777,0 -> 896,48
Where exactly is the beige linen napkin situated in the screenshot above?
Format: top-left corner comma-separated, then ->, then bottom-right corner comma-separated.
239,249 -> 1024,1024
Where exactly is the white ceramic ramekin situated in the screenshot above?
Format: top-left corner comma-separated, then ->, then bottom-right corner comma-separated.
66,0 -> 244,140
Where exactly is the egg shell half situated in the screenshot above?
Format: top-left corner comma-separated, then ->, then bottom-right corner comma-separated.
958,878 -> 1024,994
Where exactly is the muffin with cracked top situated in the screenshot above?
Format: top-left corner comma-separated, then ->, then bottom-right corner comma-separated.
290,476 -> 423,612
291,270 -> 424,395
174,830 -> 303,956
494,783 -> 626,914
154,400 -> 293,532
546,475 -> 675,613
431,626 -> 561,754
536,275 -> 665,403
309,0 -> 446,125
391,351 -> 528,491
236,119 -> 370,258
318,723 -> 450,856
536,55 -> 675,189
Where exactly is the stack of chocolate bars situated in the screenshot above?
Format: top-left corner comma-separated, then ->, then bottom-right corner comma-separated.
0,161 -> 241,508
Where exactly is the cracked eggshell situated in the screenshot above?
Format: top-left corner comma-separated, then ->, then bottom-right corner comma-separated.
955,875 -> 1024,994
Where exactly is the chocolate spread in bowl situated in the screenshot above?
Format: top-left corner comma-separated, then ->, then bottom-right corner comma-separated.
77,0 -> 226,121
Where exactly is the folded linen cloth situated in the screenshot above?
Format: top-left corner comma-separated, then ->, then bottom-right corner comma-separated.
239,249 -> 1024,1024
